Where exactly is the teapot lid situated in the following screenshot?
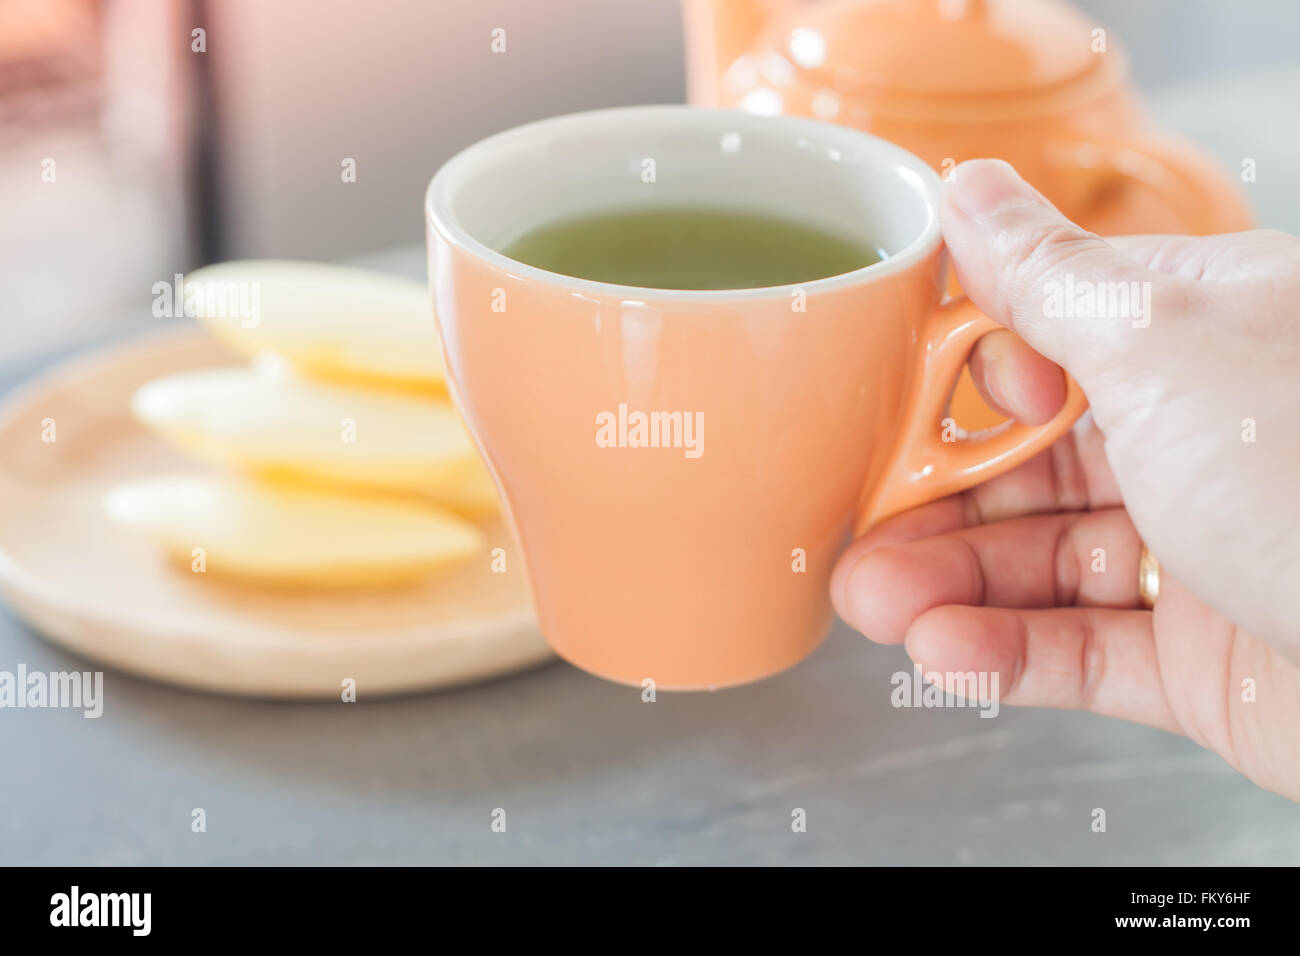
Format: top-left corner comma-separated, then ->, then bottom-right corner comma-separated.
764,0 -> 1122,119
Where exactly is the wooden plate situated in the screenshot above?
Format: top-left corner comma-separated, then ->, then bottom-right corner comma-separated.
0,325 -> 553,698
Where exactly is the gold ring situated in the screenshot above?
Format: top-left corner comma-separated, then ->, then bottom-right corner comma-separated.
1139,545 -> 1160,610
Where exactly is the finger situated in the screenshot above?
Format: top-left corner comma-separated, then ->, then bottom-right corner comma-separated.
832,496 -> 971,625
966,411 -> 1122,522
905,605 -> 1180,735
967,328 -> 1066,425
834,508 -> 1143,644
940,159 -> 1199,390
1108,230 -> 1297,282
831,418 -> 1122,619
1106,234 -> 1228,277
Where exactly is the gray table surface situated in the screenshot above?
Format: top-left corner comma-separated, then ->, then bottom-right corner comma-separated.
4,72 -> 1300,866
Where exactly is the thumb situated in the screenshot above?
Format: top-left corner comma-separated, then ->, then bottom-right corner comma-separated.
941,159 -> 1181,387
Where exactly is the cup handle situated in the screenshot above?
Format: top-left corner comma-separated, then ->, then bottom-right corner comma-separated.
853,297 -> 1088,537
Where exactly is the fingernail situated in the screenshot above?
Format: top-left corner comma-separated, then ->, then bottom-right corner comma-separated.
948,159 -> 1038,219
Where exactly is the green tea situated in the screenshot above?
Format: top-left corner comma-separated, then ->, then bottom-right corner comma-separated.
500,206 -> 881,290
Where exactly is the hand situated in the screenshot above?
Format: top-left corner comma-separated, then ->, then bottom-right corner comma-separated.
831,159 -> 1300,801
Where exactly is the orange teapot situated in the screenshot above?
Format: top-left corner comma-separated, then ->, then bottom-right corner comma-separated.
683,0 -> 1253,426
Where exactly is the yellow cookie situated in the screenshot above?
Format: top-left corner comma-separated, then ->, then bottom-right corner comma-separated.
104,475 -> 484,588
184,260 -> 444,391
131,366 -> 497,515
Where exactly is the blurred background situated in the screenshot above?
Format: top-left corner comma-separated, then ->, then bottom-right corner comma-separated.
2,0 -> 1299,867
3,0 -> 1300,362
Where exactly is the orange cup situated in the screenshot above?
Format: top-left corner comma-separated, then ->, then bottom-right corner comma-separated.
427,106 -> 1085,690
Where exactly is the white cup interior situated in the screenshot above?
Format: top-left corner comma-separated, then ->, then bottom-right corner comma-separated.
428,105 -> 942,294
